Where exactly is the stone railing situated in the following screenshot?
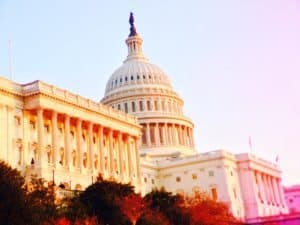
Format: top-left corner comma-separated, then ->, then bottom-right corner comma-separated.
0,76 -> 23,95
21,80 -> 138,124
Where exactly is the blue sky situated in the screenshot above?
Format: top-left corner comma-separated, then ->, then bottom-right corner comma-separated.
0,0 -> 299,185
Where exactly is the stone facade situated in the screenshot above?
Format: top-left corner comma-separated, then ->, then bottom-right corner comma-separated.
0,77 -> 141,190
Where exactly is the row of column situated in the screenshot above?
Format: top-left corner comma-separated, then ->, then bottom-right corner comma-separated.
141,122 -> 194,148
114,98 -> 183,115
14,108 -> 140,183
255,171 -> 285,207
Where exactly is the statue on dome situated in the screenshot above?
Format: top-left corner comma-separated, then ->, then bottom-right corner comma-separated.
129,12 -> 137,37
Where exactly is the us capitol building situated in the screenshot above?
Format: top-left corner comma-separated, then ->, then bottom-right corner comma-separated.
0,13 -> 288,221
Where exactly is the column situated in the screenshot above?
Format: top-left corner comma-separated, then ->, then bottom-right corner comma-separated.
134,137 -> 141,181
146,123 -> 151,146
266,175 -> 275,204
37,108 -> 44,166
64,115 -> 71,168
168,124 -> 172,145
98,126 -> 104,174
117,132 -> 123,180
262,174 -> 270,204
76,119 -> 82,169
127,137 -> 132,181
276,179 -> 285,206
51,111 -> 58,167
7,106 -> 14,165
155,123 -> 160,146
257,172 -> 267,203
163,123 -> 167,145
108,129 -> 114,175
190,128 -> 195,148
88,122 -> 94,170
183,126 -> 187,146
172,124 -> 178,145
271,177 -> 280,205
23,110 -> 30,165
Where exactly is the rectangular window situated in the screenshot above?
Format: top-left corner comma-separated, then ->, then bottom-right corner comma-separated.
192,174 -> 198,180
30,121 -> 35,130
233,188 -> 237,199
176,177 -> 181,182
208,170 -> 214,177
124,103 -> 128,113
15,116 -> 21,126
141,125 -> 147,145
147,100 -> 151,111
139,101 -> 143,111
211,188 -> 218,201
44,125 -> 50,133
132,102 -> 136,112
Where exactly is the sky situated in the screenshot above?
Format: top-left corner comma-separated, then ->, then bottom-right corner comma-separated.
0,0 -> 299,185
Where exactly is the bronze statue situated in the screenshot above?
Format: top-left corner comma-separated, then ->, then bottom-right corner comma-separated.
129,12 -> 137,37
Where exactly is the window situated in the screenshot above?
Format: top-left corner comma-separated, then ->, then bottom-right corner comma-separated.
176,177 -> 181,182
125,76 -> 128,82
192,174 -> 197,180
131,76 -> 134,80
30,121 -> 36,129
139,101 -> 143,111
117,104 -> 121,110
154,101 -> 158,110
144,177 -> 147,183
137,75 -> 140,80
233,188 -> 237,199
132,102 -> 136,112
147,100 -> 151,111
15,116 -> 21,126
124,103 -> 128,113
151,179 -> 155,184
141,125 -> 147,145
208,170 -> 214,177
120,78 -> 122,83
211,187 -> 218,201
44,125 -> 50,133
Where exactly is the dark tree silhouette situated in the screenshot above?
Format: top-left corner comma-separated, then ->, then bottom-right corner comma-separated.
0,161 -> 30,225
144,188 -> 190,225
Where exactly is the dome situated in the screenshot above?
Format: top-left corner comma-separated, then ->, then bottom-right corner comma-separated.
104,59 -> 172,96
101,13 -> 196,157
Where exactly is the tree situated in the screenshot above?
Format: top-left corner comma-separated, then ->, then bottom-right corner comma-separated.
78,179 -> 135,225
185,195 -> 242,225
0,161 -> 30,225
25,177 -> 57,225
144,188 -> 190,225
117,194 -> 144,225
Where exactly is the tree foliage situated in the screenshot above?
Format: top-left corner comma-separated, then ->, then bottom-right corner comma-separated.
0,161 -> 30,225
77,179 -> 135,225
144,188 -> 190,225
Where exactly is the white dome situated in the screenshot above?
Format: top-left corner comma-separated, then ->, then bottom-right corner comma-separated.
101,13 -> 196,156
104,59 -> 172,95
